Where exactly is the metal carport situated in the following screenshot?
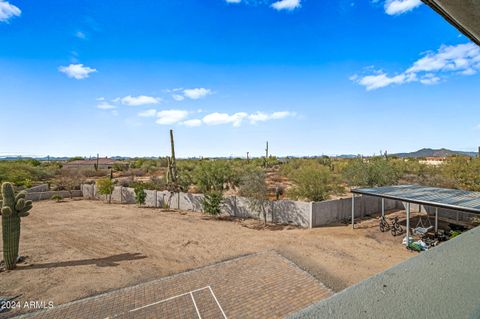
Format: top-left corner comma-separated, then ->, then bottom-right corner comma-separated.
350,185 -> 480,246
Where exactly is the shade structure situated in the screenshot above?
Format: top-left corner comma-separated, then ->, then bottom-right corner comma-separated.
352,184 -> 480,214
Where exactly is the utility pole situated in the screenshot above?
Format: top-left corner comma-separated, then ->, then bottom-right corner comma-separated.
95,153 -> 99,171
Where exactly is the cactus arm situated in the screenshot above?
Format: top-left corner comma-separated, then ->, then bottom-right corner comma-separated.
15,190 -> 26,201
19,201 -> 32,217
2,206 -> 12,217
16,198 -> 26,211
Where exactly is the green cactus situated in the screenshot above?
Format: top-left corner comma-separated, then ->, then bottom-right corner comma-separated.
1,182 -> 33,270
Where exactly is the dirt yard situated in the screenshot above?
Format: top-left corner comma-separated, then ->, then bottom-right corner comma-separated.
1,199 -> 413,314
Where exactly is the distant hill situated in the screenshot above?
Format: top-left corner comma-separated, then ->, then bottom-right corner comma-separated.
392,148 -> 477,158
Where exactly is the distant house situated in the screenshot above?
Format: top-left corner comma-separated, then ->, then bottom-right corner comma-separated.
419,157 -> 447,166
63,158 -> 129,170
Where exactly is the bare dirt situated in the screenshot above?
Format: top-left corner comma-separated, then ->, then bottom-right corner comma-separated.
0,199 -> 413,314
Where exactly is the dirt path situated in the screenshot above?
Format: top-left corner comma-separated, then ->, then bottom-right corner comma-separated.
0,199 -> 412,315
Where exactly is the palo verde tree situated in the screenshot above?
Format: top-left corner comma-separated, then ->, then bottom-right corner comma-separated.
239,168 -> 270,225
96,177 -> 115,203
134,184 -> 147,206
1,182 -> 33,270
288,162 -> 341,201
194,160 -> 237,216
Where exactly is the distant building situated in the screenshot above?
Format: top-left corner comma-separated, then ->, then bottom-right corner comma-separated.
419,157 -> 447,166
63,158 -> 128,170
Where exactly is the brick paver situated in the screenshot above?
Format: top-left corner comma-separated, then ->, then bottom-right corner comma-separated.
13,251 -> 332,319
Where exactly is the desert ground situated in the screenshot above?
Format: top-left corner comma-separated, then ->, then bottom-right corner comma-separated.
1,199 -> 413,316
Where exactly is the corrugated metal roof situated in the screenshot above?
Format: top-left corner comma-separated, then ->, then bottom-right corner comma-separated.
352,184 -> 480,214
422,0 -> 480,46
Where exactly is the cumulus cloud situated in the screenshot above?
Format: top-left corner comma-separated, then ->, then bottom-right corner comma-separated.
248,111 -> 296,123
203,112 -> 248,127
182,119 -> 203,127
271,0 -> 301,11
138,109 -> 157,117
352,43 -> 480,90
183,88 -> 212,100
97,102 -> 116,110
120,95 -> 161,106
58,64 -> 97,80
384,0 -> 422,15
156,109 -> 189,125
0,0 -> 20,22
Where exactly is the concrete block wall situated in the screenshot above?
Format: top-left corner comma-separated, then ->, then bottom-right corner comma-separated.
26,190 -> 83,201
26,184 -> 49,193
80,184 -> 311,227
82,184 -> 475,229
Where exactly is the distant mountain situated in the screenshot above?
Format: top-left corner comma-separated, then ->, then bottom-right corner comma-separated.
392,148 -> 477,158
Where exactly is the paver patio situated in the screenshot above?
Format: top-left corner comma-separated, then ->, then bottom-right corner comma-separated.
13,251 -> 332,319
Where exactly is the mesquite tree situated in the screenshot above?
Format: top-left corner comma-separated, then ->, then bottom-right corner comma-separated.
1,182 -> 33,270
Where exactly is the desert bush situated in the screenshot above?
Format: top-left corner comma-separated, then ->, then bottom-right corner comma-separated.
441,156 -> 480,191
342,157 -> 400,187
202,191 -> 223,216
134,184 -> 147,206
288,163 -> 340,201
193,160 -> 237,193
96,177 -> 115,203
51,194 -> 63,202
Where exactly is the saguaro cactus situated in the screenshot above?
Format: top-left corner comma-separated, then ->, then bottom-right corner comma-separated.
1,182 -> 33,270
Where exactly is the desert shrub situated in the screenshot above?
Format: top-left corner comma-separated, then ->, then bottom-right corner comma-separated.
288,163 -> 340,201
342,157 -> 400,187
202,191 -> 223,216
134,184 -> 147,206
51,194 -> 63,202
441,157 -> 480,191
0,160 -> 57,186
96,177 -> 115,203
239,168 -> 270,224
193,160 -> 237,193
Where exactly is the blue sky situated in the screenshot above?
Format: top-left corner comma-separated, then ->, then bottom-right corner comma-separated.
1,0 -> 479,158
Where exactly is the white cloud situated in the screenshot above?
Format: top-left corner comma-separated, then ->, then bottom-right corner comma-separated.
406,43 -> 480,73
156,109 -> 189,125
75,31 -> 86,39
203,112 -> 248,127
183,88 -> 212,100
271,0 -> 301,11
138,109 -> 157,117
248,111 -> 296,123
97,102 -> 116,110
172,94 -> 185,101
120,95 -> 161,106
225,0 -> 241,3
58,64 -> 97,80
352,43 -> 480,90
384,0 -> 422,15
0,0 -> 20,22
182,119 -> 202,127
419,73 -> 441,85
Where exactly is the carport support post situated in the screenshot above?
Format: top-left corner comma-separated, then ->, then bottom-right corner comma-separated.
435,207 -> 438,233
381,198 -> 385,218
351,195 -> 355,229
406,202 -> 411,247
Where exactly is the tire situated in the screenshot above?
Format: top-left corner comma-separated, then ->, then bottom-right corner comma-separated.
380,222 -> 386,232
391,228 -> 397,236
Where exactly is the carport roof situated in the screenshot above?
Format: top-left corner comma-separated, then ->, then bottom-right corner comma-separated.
422,0 -> 480,46
351,184 -> 480,214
